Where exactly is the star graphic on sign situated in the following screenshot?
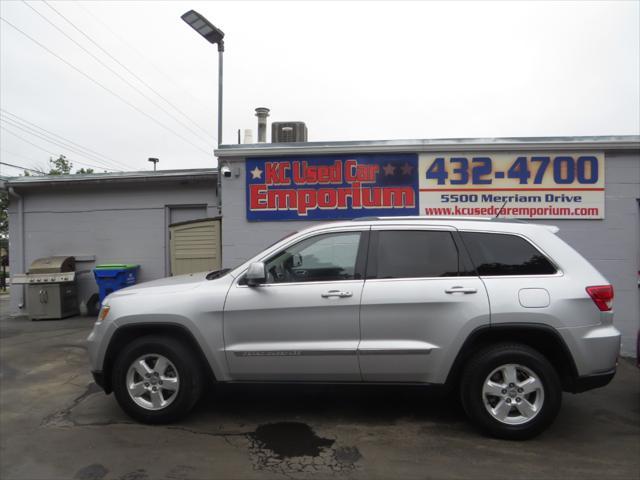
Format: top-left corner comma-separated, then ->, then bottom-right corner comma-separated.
250,166 -> 263,179
400,162 -> 414,175
382,163 -> 396,176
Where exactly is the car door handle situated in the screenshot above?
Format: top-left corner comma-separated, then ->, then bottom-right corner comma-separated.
445,286 -> 478,294
321,290 -> 353,298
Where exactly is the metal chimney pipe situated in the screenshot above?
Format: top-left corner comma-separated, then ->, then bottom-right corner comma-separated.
255,107 -> 270,142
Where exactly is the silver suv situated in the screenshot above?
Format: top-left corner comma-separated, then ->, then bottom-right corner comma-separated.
87,218 -> 620,439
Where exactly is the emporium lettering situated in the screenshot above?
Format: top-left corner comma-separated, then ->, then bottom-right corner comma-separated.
249,183 -> 416,215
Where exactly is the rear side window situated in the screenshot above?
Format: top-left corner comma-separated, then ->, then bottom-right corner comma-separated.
461,232 -> 556,276
370,230 -> 459,279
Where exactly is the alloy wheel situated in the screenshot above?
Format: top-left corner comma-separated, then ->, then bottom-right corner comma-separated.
482,363 -> 545,425
126,354 -> 180,411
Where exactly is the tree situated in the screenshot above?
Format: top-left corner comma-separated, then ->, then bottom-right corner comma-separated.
76,168 -> 95,174
48,155 -> 73,175
0,191 -> 7,238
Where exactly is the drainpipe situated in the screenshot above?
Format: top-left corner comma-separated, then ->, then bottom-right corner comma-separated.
217,163 -> 222,216
8,187 -> 25,309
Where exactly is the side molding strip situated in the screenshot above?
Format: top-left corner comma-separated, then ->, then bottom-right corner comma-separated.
233,349 -> 433,357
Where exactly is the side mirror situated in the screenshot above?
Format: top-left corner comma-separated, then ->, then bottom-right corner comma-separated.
246,262 -> 266,286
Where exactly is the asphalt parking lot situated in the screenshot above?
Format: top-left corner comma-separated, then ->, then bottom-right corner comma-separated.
1,295 -> 639,480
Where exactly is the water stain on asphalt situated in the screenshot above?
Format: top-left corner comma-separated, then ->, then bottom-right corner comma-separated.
250,422 -> 334,458
247,421 -> 361,474
74,463 -> 108,480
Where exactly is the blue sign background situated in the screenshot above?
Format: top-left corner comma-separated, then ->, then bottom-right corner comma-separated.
246,153 -> 419,221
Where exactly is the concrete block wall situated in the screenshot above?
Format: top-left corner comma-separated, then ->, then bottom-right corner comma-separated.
7,179 -> 218,314
531,151 -> 639,357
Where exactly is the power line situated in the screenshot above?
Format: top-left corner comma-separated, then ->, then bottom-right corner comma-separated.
0,160 -> 44,175
42,1 -> 216,144
77,2 -> 215,125
24,0 -> 213,148
1,117 -> 119,172
1,147 -> 46,168
0,16 -> 212,158
2,110 -> 129,171
1,126 -> 55,155
1,117 -> 120,172
1,108 -> 130,171
0,124 -> 117,172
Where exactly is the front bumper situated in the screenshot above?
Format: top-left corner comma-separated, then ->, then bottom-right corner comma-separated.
91,371 -> 111,394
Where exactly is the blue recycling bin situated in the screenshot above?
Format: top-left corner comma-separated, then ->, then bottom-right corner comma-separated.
93,264 -> 139,305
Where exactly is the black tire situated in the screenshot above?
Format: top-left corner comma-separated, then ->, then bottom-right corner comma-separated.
111,335 -> 203,424
460,343 -> 562,440
86,294 -> 100,317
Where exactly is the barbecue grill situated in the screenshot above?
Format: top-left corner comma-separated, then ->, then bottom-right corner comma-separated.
12,256 -> 80,320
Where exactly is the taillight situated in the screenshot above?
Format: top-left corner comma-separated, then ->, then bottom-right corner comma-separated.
586,285 -> 614,311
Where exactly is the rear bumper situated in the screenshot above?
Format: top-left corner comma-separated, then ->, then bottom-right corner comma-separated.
559,324 -> 621,377
569,367 -> 616,393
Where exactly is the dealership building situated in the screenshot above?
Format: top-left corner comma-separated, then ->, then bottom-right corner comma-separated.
3,135 -> 640,356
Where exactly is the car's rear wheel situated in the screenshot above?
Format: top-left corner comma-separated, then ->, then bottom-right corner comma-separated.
112,335 -> 203,423
460,343 -> 561,440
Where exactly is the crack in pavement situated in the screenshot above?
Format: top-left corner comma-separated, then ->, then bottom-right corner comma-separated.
41,382 -> 104,428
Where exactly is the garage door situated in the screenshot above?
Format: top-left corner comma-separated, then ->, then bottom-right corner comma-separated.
169,218 -> 221,276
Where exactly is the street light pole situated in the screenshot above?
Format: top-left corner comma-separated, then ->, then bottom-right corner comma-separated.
181,10 -> 225,147
217,42 -> 224,147
181,10 -> 226,217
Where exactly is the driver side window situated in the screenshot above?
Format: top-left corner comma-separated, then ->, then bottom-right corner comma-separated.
264,232 -> 361,284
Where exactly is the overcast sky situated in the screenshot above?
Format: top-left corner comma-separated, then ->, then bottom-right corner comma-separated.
1,0 -> 638,174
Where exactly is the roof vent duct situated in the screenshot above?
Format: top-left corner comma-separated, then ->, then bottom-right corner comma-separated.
255,107 -> 270,143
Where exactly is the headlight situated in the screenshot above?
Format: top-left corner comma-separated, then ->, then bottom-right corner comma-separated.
97,305 -> 110,323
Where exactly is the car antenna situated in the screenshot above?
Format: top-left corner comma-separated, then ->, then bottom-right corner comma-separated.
495,200 -> 508,218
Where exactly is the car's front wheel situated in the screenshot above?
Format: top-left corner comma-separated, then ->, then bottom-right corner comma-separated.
460,343 -> 562,440
112,335 -> 203,423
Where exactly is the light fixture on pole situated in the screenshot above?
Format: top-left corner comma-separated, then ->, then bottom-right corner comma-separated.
181,10 -> 225,147
181,10 -> 225,219
148,157 -> 159,171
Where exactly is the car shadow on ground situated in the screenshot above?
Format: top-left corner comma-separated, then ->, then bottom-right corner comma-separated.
195,382 -> 465,425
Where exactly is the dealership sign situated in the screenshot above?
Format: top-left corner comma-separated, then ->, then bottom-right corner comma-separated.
246,152 -> 604,220
246,154 -> 419,220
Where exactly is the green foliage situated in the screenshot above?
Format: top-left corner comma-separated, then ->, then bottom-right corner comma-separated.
48,155 -> 73,175
76,168 -> 95,174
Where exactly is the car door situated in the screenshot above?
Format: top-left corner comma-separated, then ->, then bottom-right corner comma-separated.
223,228 -> 368,381
358,226 -> 490,383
